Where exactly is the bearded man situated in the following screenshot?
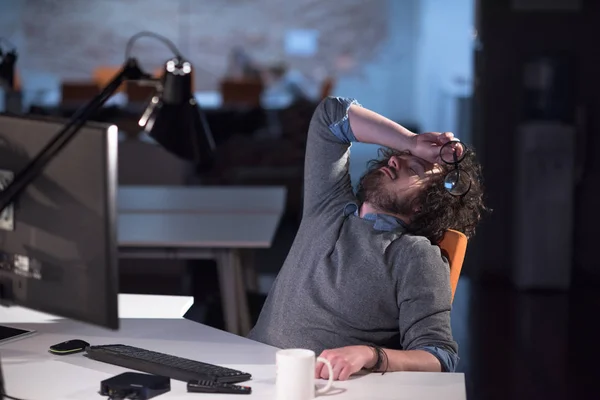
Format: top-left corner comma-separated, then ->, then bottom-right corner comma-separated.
247,97 -> 487,380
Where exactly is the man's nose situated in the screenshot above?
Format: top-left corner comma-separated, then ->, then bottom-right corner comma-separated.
388,156 -> 400,170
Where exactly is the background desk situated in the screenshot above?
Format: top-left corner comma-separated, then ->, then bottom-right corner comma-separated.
0,318 -> 467,400
118,213 -> 283,336
118,186 -> 286,214
0,294 -> 194,324
117,185 -> 287,336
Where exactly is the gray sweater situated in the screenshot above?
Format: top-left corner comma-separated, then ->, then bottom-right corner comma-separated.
247,97 -> 458,371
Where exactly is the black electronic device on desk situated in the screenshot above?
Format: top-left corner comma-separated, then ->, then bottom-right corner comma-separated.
100,372 -> 170,400
187,380 -> 252,395
49,339 -> 90,355
0,115 -> 120,400
85,344 -> 252,384
0,114 -> 121,329
0,324 -> 36,346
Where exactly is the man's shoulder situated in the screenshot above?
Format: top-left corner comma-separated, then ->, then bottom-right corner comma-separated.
390,232 -> 436,248
389,233 -> 445,263
388,234 -> 450,286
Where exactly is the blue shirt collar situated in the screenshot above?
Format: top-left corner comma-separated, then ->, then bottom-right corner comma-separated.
343,202 -> 407,232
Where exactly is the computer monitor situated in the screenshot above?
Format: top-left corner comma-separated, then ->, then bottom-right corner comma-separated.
0,114 -> 119,330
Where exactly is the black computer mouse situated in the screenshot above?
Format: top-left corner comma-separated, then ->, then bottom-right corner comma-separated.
48,339 -> 90,355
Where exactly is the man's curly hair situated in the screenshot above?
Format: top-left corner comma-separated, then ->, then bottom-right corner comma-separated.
357,146 -> 490,244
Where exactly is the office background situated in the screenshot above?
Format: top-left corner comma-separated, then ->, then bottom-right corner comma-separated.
2,0 -> 599,399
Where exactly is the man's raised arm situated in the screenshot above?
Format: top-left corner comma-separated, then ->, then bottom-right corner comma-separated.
302,97 -> 360,217
303,97 -> 456,217
304,97 -> 451,215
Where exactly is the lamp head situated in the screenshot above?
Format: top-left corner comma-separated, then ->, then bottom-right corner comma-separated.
138,57 -> 215,171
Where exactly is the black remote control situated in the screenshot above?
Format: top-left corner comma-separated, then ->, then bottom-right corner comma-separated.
187,380 -> 252,395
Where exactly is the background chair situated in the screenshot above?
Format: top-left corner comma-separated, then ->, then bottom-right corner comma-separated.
438,229 -> 468,302
93,66 -> 125,92
60,81 -> 101,109
220,78 -> 263,107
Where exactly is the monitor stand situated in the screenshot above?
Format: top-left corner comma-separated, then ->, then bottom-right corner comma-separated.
0,354 -> 6,400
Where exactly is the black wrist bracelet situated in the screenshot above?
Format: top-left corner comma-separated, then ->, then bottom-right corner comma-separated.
379,347 -> 389,375
367,345 -> 388,375
367,345 -> 382,372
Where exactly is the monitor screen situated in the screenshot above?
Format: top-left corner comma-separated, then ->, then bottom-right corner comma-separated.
0,114 -> 119,329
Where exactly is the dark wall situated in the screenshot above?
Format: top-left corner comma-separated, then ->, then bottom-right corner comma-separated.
470,0 -> 600,283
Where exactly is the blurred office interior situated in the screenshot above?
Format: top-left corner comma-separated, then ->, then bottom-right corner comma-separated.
1,0 -> 599,399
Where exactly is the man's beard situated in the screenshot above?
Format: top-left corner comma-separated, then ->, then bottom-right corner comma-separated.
357,168 -> 414,216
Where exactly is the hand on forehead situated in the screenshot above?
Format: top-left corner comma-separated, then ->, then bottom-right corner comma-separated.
399,153 -> 442,175
440,140 -> 465,163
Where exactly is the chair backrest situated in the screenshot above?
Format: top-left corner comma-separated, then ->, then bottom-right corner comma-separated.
93,66 -> 125,92
320,77 -> 335,99
61,81 -> 101,108
437,229 -> 468,302
125,81 -> 156,104
13,69 -> 21,90
220,78 -> 263,107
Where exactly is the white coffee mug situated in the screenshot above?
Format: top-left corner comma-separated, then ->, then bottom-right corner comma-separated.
276,348 -> 334,400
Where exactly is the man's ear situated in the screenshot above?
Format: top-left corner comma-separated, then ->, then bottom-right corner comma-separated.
410,198 -> 422,214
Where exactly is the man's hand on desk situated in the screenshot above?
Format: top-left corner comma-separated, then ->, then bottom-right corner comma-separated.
314,345 -> 376,381
315,345 -> 444,380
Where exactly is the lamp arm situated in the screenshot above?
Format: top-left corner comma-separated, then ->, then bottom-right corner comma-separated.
0,58 -> 148,213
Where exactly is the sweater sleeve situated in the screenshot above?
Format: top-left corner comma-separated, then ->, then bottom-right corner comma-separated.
302,96 -> 361,217
395,237 -> 459,369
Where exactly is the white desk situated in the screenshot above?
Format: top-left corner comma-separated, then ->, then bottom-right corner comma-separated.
0,319 -> 467,399
0,295 -> 194,324
118,213 -> 283,337
118,186 -> 286,214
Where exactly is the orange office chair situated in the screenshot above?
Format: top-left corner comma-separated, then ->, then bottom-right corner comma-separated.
13,69 -> 21,90
92,66 -> 125,92
219,78 -> 263,107
319,77 -> 335,100
437,229 -> 468,302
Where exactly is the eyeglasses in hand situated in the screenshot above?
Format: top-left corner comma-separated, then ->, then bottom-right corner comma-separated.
440,140 -> 471,196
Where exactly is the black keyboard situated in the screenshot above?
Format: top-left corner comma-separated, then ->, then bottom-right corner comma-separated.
84,344 -> 252,383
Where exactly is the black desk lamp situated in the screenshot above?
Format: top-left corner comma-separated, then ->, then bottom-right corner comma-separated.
0,31 -> 215,214
0,38 -> 17,90
139,57 -> 216,167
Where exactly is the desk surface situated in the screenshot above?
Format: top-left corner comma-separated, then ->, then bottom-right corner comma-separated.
118,213 -> 282,248
0,294 -> 193,324
118,186 -> 287,214
0,319 -> 466,400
